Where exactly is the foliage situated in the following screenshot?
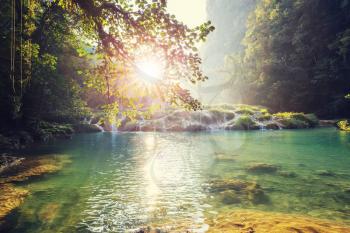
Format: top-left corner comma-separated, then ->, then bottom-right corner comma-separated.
336,120 -> 350,131
225,0 -> 350,118
0,0 -> 214,138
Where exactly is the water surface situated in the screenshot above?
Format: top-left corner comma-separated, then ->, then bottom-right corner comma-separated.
3,128 -> 350,232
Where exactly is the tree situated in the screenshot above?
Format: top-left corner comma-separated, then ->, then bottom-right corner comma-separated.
0,0 -> 214,132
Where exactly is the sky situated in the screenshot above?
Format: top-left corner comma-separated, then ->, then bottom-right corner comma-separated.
167,0 -> 207,28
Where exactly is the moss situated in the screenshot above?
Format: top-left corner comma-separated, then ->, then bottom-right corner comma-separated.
231,115 -> 259,130
235,108 -> 255,115
273,112 -> 319,128
278,118 -> 309,129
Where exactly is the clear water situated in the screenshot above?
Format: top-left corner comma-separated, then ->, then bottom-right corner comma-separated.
3,128 -> 350,232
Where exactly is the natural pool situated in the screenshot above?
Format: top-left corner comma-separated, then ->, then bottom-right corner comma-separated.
1,128 -> 350,232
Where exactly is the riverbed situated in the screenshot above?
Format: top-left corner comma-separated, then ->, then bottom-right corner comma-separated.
1,128 -> 350,232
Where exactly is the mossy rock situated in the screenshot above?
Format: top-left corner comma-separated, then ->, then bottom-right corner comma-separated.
257,113 -> 272,121
231,115 -> 259,130
265,123 -> 280,130
274,112 -> 319,129
278,118 -> 309,129
218,190 -> 242,204
235,108 -> 255,115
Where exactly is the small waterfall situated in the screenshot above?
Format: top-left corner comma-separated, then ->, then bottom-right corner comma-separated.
260,124 -> 266,130
93,124 -> 105,132
111,124 -> 117,132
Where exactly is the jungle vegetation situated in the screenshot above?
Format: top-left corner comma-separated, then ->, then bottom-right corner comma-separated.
0,0 -> 214,140
224,0 -> 350,118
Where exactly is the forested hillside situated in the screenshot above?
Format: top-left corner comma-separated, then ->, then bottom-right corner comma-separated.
226,0 -> 350,117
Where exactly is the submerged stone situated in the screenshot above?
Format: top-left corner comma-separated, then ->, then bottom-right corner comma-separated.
218,190 -> 242,204
38,203 -> 61,223
0,154 -> 70,220
1,155 -> 71,183
206,210 -> 350,233
246,163 -> 278,174
208,179 -> 269,205
0,183 -> 29,219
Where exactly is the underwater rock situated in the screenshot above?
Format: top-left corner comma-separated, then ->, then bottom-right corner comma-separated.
0,154 -> 70,221
246,163 -> 278,174
218,190 -> 242,204
208,179 -> 269,205
206,210 -> 350,233
0,155 -> 71,183
38,203 -> 61,223
0,183 -> 29,219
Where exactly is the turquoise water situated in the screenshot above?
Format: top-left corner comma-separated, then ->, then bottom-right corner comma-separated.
2,128 -> 350,232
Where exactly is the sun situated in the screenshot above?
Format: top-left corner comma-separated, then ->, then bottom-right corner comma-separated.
135,59 -> 164,84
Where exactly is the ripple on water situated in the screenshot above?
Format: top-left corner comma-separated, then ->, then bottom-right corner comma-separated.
78,134 -> 209,232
